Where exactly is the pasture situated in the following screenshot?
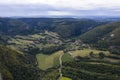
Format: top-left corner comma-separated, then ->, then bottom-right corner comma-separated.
60,77 -> 72,80
70,49 -> 110,58
36,51 -> 64,70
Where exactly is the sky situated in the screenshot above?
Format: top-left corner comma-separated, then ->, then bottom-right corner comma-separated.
0,0 -> 120,17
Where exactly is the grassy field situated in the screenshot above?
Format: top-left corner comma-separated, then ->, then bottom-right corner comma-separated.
36,49 -> 112,70
36,51 -> 64,70
103,57 -> 120,63
45,31 -> 59,38
70,49 -> 110,58
8,33 -> 44,44
29,34 -> 44,39
62,53 -> 73,62
42,69 -> 59,80
60,77 -> 72,80
7,32 -> 58,52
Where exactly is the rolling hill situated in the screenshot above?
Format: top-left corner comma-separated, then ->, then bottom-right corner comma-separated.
0,18 -> 106,38
80,22 -> 120,47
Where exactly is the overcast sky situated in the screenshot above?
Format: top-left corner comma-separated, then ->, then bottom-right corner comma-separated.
0,0 -> 120,17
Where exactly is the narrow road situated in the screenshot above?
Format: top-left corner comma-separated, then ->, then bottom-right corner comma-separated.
68,52 -> 72,55
0,73 -> 2,80
58,53 -> 64,80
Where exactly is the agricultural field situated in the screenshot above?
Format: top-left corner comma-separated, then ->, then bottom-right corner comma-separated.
45,30 -> 59,38
36,51 -> 64,70
42,69 -> 59,80
7,31 -> 62,54
70,49 -> 110,58
7,33 -> 44,50
60,77 -> 72,80
69,49 -> 120,64
62,53 -> 73,62
60,49 -> 120,80
62,61 -> 120,80
36,48 -> 117,70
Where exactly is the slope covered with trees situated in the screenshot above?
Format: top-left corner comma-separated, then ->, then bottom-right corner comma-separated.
0,45 -> 44,80
80,22 -> 120,63
0,18 -> 106,38
80,22 -> 120,48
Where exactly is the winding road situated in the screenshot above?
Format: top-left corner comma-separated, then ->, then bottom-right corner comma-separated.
0,73 -> 2,80
58,53 -> 64,80
58,51 -> 72,80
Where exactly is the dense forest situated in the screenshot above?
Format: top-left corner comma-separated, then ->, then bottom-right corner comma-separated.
0,18 -> 106,37
0,45 -> 44,80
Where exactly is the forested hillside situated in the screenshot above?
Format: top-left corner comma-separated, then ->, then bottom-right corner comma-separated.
0,45 -> 44,80
0,18 -> 106,38
80,22 -> 120,49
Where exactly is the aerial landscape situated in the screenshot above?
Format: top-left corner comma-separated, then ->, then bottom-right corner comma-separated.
0,0 -> 120,80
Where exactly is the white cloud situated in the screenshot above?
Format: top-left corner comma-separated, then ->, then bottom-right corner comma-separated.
1,0 -> 120,9
0,0 -> 120,17
47,11 -> 73,16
